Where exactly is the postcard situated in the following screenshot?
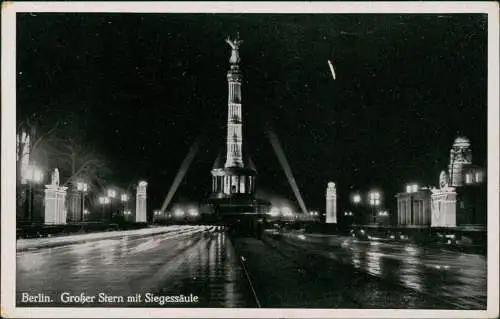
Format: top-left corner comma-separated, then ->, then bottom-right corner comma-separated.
1,2 -> 499,318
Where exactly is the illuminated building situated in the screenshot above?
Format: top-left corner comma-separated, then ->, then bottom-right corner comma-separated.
325,182 -> 337,224
447,136 -> 486,225
395,184 -> 432,227
135,181 -> 147,223
448,136 -> 483,187
206,34 -> 270,231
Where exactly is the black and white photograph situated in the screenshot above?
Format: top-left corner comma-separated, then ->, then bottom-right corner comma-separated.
1,2 -> 499,318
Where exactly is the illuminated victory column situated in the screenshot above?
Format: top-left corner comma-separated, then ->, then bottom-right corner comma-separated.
210,33 -> 257,200
224,34 -> 244,169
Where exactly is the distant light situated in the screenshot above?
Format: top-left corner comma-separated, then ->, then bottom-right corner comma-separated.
77,181 -> 88,192
390,235 -> 395,239
121,194 -> 128,202
174,209 -> 184,218
83,209 -> 90,215
281,206 -> 292,216
369,191 -> 381,206
188,208 -> 199,217
352,194 -> 361,204
269,207 -> 280,217
107,189 -> 116,198
24,165 -> 44,183
406,184 -> 419,193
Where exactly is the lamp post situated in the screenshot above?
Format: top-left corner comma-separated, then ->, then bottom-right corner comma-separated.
77,181 -> 88,222
23,165 -> 44,224
83,209 -> 90,221
99,196 -> 110,221
368,191 -> 381,224
121,193 -> 129,220
154,210 -> 161,223
124,209 -> 132,222
107,189 -> 116,221
351,193 -> 361,224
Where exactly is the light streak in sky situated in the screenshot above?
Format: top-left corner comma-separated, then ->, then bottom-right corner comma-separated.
328,60 -> 336,80
267,129 -> 308,216
160,140 -> 200,212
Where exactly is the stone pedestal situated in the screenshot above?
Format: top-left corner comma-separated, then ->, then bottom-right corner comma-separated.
431,187 -> 457,227
326,182 -> 337,224
135,181 -> 147,223
44,185 -> 68,225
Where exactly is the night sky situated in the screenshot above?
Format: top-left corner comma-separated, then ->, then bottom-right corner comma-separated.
17,13 -> 487,213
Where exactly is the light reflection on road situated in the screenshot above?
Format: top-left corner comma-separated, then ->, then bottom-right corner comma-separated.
279,232 -> 486,309
17,226 -> 253,307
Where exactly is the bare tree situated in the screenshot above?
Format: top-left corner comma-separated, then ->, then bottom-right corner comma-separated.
16,113 -> 112,221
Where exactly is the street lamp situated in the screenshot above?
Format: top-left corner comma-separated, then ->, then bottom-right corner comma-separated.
23,165 -> 44,223
351,193 -> 361,224
99,196 -> 110,221
352,194 -> 361,204
369,191 -> 381,224
77,181 -> 88,222
107,189 -> 116,220
378,210 -> 389,217
120,193 -> 129,219
124,209 -> 132,221
188,208 -> 199,218
83,209 -> 90,221
154,210 -> 163,223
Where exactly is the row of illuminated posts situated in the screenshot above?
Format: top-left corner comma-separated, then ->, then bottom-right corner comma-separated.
153,208 -> 200,222
19,164 -> 135,223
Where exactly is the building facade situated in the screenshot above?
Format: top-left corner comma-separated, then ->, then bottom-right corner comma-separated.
447,136 -> 486,226
395,187 -> 432,227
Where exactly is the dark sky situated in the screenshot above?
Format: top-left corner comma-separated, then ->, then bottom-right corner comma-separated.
17,13 -> 487,213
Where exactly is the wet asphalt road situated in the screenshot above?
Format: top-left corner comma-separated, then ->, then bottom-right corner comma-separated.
17,225 -> 255,307
16,226 -> 486,309
276,231 -> 486,309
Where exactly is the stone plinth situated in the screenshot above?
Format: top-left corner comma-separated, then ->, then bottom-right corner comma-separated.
431,187 -> 457,228
326,182 -> 337,224
135,181 -> 147,223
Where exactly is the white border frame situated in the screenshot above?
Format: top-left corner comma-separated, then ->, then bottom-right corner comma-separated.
2,2 -> 499,318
